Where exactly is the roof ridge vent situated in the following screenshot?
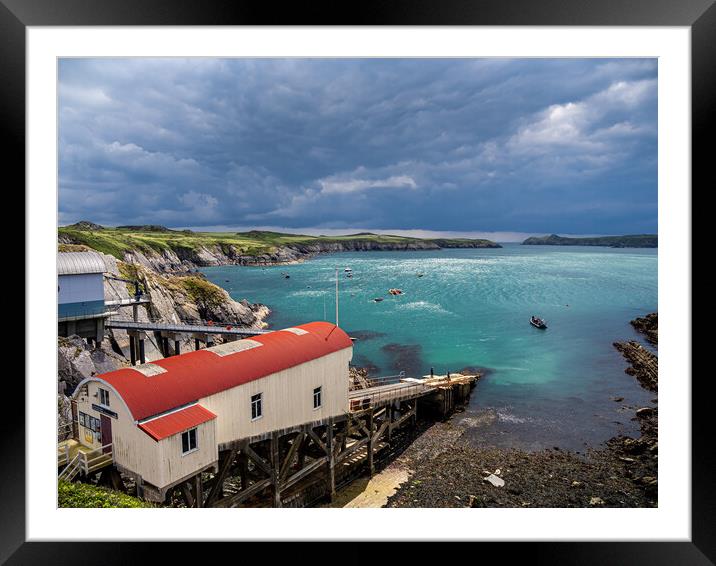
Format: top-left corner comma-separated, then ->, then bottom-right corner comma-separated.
133,363 -> 168,377
207,339 -> 263,357
280,327 -> 309,336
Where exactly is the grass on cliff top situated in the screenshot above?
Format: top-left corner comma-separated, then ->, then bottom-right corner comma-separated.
59,226 -> 496,259
58,480 -> 154,508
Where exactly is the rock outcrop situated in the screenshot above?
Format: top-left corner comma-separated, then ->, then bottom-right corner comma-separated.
630,313 -> 658,346
101,252 -> 269,363
58,335 -> 128,394
613,341 -> 658,392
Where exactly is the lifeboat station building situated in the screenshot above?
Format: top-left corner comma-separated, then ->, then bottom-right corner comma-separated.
69,321 -> 358,504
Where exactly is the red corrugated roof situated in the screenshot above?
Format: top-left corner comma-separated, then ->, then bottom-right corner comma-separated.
138,404 -> 216,441
96,321 -> 353,421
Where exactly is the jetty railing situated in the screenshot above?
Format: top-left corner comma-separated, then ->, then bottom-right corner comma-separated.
348,381 -> 428,411
365,372 -> 406,387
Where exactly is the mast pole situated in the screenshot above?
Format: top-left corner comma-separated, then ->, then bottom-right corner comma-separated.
335,268 -> 339,326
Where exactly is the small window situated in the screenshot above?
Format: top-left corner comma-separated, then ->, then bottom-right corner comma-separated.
79,412 -> 86,427
251,393 -> 263,420
181,428 -> 198,455
313,386 -> 322,409
99,388 -> 110,407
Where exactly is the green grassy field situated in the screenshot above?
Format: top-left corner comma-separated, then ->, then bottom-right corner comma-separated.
59,225 -> 498,259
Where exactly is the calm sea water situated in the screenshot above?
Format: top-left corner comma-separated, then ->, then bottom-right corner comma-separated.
202,244 -> 657,451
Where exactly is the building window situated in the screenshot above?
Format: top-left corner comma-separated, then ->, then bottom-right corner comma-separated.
251,393 -> 263,420
313,386 -> 322,409
181,428 -> 198,455
79,412 -> 87,428
99,388 -> 110,407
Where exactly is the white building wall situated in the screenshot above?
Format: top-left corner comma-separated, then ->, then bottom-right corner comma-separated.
158,422 -> 217,488
76,380 -> 217,490
200,347 -> 352,445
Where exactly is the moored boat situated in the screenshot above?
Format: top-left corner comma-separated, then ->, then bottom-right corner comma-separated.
530,316 -> 547,329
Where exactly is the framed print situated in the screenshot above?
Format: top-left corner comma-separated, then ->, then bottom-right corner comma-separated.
5,0 -> 710,562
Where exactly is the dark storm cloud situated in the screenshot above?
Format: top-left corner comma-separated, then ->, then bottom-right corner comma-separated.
59,58 -> 657,234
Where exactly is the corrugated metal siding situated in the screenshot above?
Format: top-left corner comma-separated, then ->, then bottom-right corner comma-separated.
57,252 -> 107,275
58,272 -> 105,304
78,381 -> 216,490
159,420 -> 217,488
139,404 -> 216,441
97,321 -> 353,420
201,348 -> 352,444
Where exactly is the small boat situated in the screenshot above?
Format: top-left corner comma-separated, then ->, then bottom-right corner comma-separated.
388,288 -> 404,295
373,297 -> 384,302
530,316 -> 547,329
282,273 -> 290,279
416,273 -> 424,278
344,268 -> 352,272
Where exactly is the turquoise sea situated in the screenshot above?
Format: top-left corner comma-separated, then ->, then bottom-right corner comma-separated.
202,244 -> 657,451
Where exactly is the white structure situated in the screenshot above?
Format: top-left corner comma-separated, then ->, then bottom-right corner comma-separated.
71,321 -> 353,499
58,251 -> 108,343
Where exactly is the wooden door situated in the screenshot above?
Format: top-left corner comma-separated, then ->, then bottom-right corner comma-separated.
100,414 -> 112,453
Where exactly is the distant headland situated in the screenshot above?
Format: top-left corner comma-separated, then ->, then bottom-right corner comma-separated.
522,234 -> 657,248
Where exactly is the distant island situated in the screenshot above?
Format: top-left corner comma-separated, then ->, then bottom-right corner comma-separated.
59,221 -> 501,272
522,234 -> 657,248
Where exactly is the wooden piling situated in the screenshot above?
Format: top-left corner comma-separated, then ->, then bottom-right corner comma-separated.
271,431 -> 282,507
367,410 -> 375,477
327,417 -> 336,499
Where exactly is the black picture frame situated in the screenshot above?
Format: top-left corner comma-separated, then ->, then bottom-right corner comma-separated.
4,0 -> 708,562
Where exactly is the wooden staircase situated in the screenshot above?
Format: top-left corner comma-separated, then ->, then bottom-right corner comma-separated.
58,442 -> 113,482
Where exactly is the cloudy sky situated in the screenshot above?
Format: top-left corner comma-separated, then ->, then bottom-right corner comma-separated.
59,58 -> 657,238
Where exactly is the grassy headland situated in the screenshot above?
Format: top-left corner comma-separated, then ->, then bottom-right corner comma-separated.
58,222 -> 501,268
522,234 -> 657,248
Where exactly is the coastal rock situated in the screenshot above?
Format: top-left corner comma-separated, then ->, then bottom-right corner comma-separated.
613,340 -> 658,392
589,496 -> 605,506
630,313 -> 658,346
58,335 -> 128,394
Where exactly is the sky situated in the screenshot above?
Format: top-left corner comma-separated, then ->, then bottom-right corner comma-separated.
58,58 -> 657,238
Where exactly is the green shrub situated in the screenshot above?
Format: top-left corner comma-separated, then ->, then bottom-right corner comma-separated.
58,480 -> 154,508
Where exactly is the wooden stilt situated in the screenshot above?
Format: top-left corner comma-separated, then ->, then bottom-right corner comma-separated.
367,410 -> 375,477
129,335 -> 136,365
239,452 -> 248,490
180,481 -> 195,508
194,473 -> 203,508
205,448 -> 237,506
327,417 -> 336,499
271,431 -> 282,508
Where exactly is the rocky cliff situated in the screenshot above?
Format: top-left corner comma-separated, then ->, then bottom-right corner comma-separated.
59,228 -> 501,274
